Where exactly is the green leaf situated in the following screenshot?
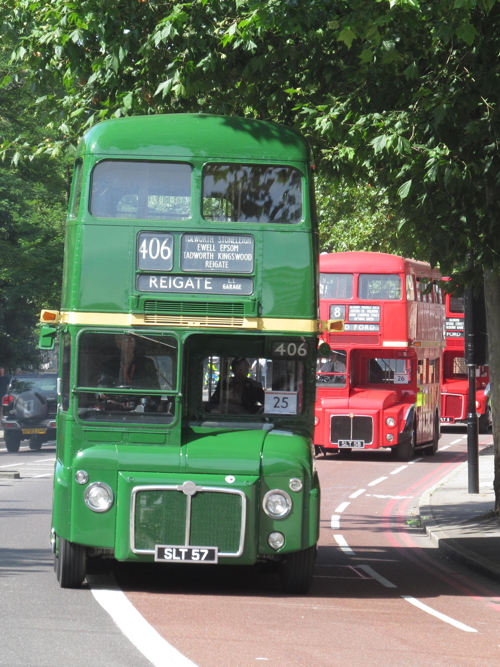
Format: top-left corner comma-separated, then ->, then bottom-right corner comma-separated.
337,28 -> 357,49
398,180 -> 412,199
456,22 -> 479,45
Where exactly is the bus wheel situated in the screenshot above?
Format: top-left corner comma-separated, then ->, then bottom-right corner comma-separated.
56,537 -> 87,588
397,428 -> 415,462
427,414 -> 440,456
478,404 -> 491,434
29,435 -> 44,450
280,544 -> 316,595
4,432 -> 21,452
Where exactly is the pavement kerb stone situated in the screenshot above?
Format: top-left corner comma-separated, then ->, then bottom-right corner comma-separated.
419,460 -> 500,584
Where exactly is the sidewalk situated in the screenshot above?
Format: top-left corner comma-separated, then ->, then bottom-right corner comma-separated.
419,445 -> 500,583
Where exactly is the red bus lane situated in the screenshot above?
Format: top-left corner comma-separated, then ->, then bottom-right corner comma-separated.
109,431 -> 500,667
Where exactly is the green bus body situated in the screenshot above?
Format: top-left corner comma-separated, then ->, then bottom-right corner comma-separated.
45,114 -> 320,592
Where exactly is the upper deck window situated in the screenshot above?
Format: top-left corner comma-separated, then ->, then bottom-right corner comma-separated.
320,273 -> 353,299
90,160 -> 191,220
449,296 -> 464,313
202,164 -> 302,223
358,274 -> 402,300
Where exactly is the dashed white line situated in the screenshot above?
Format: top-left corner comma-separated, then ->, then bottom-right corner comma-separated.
333,535 -> 355,554
88,573 -> 199,666
367,476 -> 388,487
408,457 -> 423,464
358,565 -> 397,588
439,445 -> 451,451
34,457 -> 55,462
366,494 -> 414,500
330,515 -> 341,530
349,489 -> 365,499
335,501 -> 350,513
401,596 -> 477,633
390,466 -> 407,475
33,474 -> 51,478
450,438 -> 464,444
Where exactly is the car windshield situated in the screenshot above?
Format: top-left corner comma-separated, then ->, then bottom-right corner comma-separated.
11,378 -> 56,393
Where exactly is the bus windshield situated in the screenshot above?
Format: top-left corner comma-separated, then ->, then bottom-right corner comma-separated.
202,164 -> 302,223
76,332 -> 177,424
319,273 -> 353,299
358,274 -> 402,300
202,355 -> 304,416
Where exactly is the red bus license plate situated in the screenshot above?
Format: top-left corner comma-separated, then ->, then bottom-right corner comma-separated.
338,440 -> 364,448
155,546 -> 218,563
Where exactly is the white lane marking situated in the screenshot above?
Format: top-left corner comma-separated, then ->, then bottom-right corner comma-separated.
331,515 -> 340,530
358,565 -> 397,588
335,501 -> 350,513
439,445 -> 451,451
401,596 -> 477,633
408,457 -> 423,464
366,494 -> 414,499
33,474 -> 51,478
0,463 -> 23,468
367,476 -> 387,487
333,535 -> 355,554
33,458 -> 56,462
390,466 -> 407,475
450,439 -> 463,444
349,489 -> 365,499
88,574 -> 199,666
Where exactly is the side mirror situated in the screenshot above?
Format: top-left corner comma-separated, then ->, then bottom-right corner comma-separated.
39,325 -> 57,350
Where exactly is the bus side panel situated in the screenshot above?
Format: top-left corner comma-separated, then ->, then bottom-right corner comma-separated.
70,470 -> 118,548
60,223 -> 77,312
52,461 -> 72,539
261,232 -> 316,319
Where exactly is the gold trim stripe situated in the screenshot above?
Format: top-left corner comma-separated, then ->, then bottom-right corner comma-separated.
58,311 -> 319,333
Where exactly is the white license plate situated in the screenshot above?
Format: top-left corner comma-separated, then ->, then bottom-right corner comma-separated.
155,546 -> 218,563
338,440 -> 364,448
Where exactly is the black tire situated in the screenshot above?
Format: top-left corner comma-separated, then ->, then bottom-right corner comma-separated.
29,434 -> 44,451
427,413 -> 440,456
4,432 -> 21,453
280,544 -> 316,595
397,426 -> 416,462
478,404 -> 491,434
56,537 -> 87,588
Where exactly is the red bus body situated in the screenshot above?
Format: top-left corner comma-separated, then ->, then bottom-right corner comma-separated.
315,252 -> 444,461
441,287 -> 491,432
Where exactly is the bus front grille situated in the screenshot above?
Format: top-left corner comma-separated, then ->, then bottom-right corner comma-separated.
442,394 -> 464,419
144,300 -> 246,316
330,415 -> 373,444
132,485 -> 246,557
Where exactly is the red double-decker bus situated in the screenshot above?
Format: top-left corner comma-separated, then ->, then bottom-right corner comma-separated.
315,252 -> 445,461
441,287 -> 491,432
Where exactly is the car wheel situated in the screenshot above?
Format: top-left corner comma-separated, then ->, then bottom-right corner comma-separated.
56,537 -> 87,589
4,432 -> 21,452
29,434 -> 44,450
280,544 -> 317,595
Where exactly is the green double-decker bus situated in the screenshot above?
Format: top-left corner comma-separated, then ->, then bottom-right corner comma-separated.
40,114 -> 320,593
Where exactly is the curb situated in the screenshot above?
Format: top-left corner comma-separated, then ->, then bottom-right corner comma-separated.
0,470 -> 20,479
419,462 -> 500,584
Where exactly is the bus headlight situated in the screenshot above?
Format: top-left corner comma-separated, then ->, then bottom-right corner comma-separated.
386,433 -> 394,443
268,532 -> 285,550
314,416 -> 319,425
75,470 -> 89,485
84,482 -> 114,513
289,478 -> 303,492
386,417 -> 396,428
263,490 -> 292,519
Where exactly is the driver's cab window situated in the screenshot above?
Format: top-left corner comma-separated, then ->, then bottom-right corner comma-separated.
367,357 -> 411,385
202,355 -> 303,416
316,349 -> 347,387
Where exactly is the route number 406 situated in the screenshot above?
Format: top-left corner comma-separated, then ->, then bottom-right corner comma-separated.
272,341 -> 308,358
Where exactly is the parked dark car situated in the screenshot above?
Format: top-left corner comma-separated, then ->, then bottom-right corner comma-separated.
1,374 -> 57,452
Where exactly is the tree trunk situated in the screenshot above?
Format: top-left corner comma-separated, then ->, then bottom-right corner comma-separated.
484,270 -> 500,514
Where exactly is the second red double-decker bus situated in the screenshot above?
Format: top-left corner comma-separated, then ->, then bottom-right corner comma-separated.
441,286 -> 491,432
315,252 -> 445,461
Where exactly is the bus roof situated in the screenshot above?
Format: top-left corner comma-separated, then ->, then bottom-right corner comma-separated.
319,251 -> 441,280
77,114 -> 311,162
